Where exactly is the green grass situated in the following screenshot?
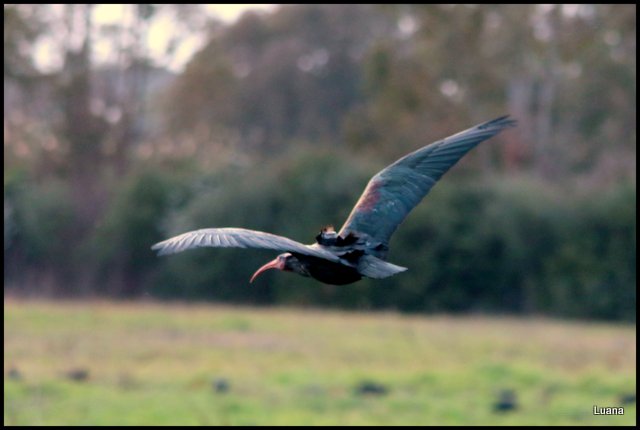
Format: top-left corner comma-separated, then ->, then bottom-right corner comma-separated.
4,300 -> 636,425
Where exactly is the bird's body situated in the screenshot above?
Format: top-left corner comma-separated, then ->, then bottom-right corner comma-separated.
152,116 -> 516,285
284,253 -> 363,285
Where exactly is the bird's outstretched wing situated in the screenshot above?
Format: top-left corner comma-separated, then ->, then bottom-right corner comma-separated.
339,116 -> 516,247
151,228 -> 341,262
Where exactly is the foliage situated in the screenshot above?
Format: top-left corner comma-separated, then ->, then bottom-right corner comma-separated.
144,151 -> 634,321
5,178 -> 78,292
4,147 -> 636,320
165,5 -> 393,149
540,182 -> 636,320
3,5 -> 637,320
92,163 -> 194,296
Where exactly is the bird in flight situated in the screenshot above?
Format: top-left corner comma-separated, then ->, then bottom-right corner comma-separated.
152,116 -> 516,285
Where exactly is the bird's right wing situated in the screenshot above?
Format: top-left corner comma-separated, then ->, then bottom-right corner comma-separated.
151,228 -> 341,262
339,116 -> 516,247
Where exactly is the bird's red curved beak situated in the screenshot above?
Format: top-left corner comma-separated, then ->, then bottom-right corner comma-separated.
250,257 -> 285,283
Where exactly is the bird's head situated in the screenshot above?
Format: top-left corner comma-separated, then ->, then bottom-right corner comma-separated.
250,253 -> 307,283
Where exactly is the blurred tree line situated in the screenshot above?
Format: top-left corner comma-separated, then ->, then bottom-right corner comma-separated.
4,4 -> 636,320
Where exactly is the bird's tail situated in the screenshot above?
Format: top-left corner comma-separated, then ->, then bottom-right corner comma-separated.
357,255 -> 407,279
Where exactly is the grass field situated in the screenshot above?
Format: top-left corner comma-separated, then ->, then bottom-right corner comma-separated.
3,300 -> 636,425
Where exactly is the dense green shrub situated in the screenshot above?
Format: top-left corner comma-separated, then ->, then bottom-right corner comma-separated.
150,149 -> 375,303
4,151 -> 636,320
5,178 -> 78,292
541,182 -> 636,320
93,163 -> 194,296
141,151 -> 635,321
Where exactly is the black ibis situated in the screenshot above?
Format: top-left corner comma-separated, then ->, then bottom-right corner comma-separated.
152,116 -> 516,285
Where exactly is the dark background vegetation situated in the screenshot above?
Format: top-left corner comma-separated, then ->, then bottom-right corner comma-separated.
4,5 -> 636,320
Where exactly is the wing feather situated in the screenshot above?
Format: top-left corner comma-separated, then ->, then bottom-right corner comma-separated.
339,116 -> 516,246
151,227 -> 341,262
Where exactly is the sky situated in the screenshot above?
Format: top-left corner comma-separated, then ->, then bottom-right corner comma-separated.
33,4 -> 276,73
205,4 -> 274,21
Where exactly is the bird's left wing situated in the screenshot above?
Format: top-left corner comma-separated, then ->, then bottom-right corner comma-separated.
339,116 -> 516,248
151,228 -> 341,262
